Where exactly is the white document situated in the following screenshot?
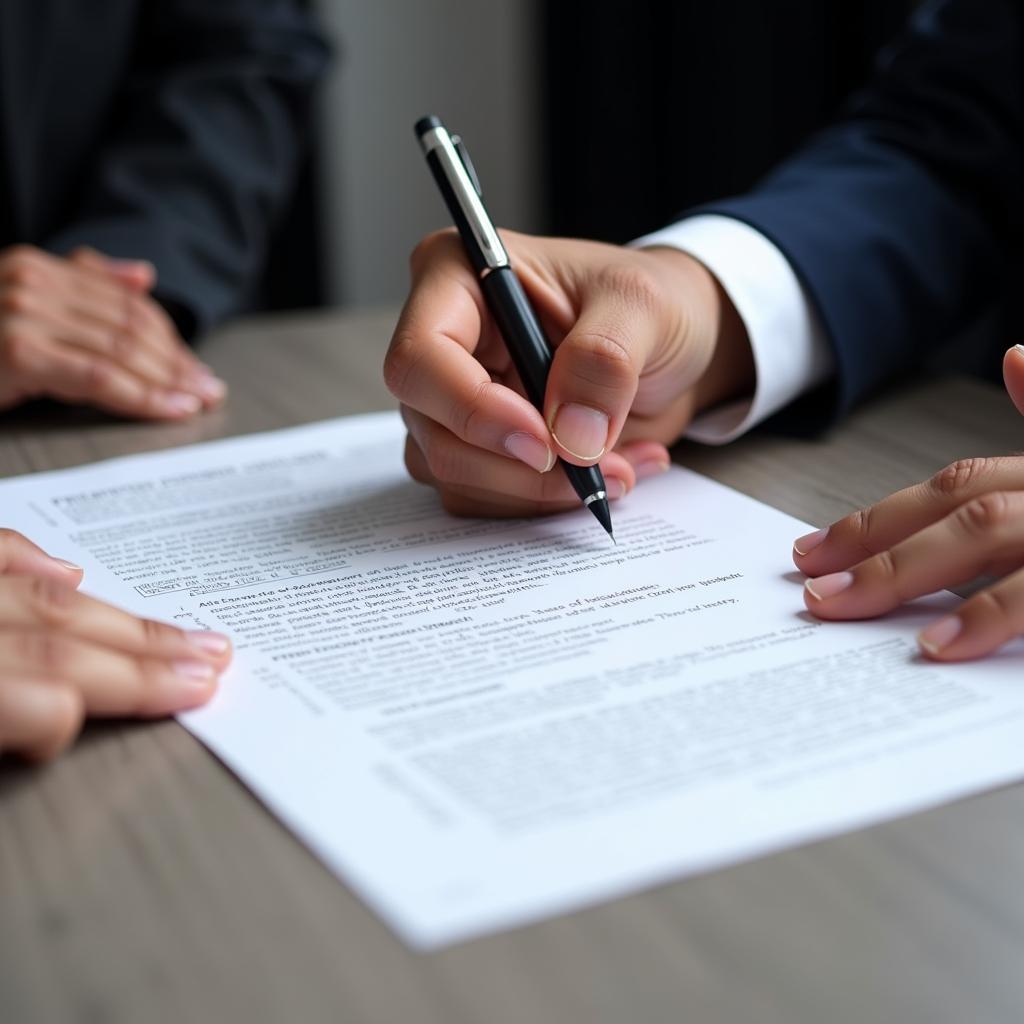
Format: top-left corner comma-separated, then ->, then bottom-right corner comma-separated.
3,412 -> 1023,949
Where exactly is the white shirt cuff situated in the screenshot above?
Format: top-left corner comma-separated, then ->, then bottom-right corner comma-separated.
633,214 -> 834,444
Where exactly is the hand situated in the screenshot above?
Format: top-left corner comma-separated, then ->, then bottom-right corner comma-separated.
385,229 -> 754,516
794,345 -> 1024,662
0,529 -> 231,762
0,245 -> 226,420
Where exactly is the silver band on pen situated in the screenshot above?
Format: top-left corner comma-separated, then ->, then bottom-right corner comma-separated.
418,127 -> 509,271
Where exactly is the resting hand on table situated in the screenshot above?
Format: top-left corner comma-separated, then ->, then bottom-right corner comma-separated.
0,245 -> 226,420
0,529 -> 231,762
385,229 -> 754,516
795,345 -> 1024,662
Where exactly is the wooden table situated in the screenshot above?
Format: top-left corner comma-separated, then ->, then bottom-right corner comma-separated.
2,309 -> 1023,1024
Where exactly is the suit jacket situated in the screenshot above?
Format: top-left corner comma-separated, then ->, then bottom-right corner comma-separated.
0,0 -> 328,339
703,0 -> 1023,429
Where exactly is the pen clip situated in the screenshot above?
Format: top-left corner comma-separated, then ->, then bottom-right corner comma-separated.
450,134 -> 483,198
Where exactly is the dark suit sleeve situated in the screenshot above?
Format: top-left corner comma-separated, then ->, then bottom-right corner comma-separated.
700,0 -> 1024,428
45,0 -> 329,339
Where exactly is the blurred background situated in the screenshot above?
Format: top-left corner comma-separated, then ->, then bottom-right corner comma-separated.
274,0 -> 916,312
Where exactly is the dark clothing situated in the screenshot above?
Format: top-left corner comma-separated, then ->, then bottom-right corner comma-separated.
705,0 -> 1024,428
0,1 -> 328,338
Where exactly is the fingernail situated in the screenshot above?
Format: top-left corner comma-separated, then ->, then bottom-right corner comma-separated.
190,373 -> 227,403
55,558 -> 82,572
110,258 -> 154,273
793,528 -> 829,556
633,459 -> 670,481
161,392 -> 202,416
805,571 -> 854,600
173,660 -> 217,682
919,616 -> 962,656
606,478 -> 627,500
504,432 -> 555,473
1015,344 -> 1024,356
186,631 -> 231,656
549,403 -> 609,461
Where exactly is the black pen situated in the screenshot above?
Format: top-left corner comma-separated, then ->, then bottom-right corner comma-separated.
414,115 -> 614,541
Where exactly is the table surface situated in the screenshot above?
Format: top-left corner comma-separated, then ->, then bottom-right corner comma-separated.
2,309 -> 1023,1024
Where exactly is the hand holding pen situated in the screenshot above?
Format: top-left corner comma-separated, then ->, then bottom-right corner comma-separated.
385,118 -> 756,524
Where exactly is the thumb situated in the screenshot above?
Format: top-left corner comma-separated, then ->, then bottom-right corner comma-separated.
105,260 -> 156,293
543,291 -> 654,466
69,247 -> 156,292
0,529 -> 83,585
1003,345 -> 1024,417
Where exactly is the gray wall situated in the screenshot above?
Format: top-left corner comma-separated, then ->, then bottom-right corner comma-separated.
316,1 -> 542,307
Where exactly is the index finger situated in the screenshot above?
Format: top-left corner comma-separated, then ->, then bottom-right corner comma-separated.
64,253 -> 205,375
69,247 -> 155,293
0,528 -> 83,583
1004,344 -> 1024,416
0,630 -> 218,717
793,456 -> 1024,577
126,296 -> 223,398
52,258 -> 208,384
803,490 -> 1024,621
0,576 -> 231,665
385,230 -> 554,467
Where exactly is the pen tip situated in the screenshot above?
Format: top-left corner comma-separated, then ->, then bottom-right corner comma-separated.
586,494 -> 615,541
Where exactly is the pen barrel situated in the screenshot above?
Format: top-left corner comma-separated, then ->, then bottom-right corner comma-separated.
481,268 -> 553,410
424,148 -> 490,276
482,268 -> 606,507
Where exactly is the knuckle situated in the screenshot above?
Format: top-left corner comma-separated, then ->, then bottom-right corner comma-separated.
86,359 -> 116,392
2,685 -> 84,764
110,330 -> 134,360
843,505 -> 878,556
0,285 -> 33,316
26,577 -> 77,627
596,263 -> 661,312
42,688 -> 85,760
5,262 -> 39,290
137,658 -> 169,704
564,329 -> 635,389
383,330 -> 421,399
403,436 -> 432,485
404,454 -> 430,486
970,586 -> 1016,630
3,332 -> 39,374
408,229 -> 457,274
930,458 -> 993,498
423,435 -> 463,485
140,615 -> 178,648
127,294 -> 150,321
18,631 -> 74,676
871,547 -> 900,587
0,245 -> 39,272
966,585 -> 1015,622
956,492 -> 1012,537
453,377 -> 493,440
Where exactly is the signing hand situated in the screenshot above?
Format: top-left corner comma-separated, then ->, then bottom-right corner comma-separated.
385,229 -> 753,517
0,245 -> 226,420
0,529 -> 231,762
794,345 -> 1024,661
